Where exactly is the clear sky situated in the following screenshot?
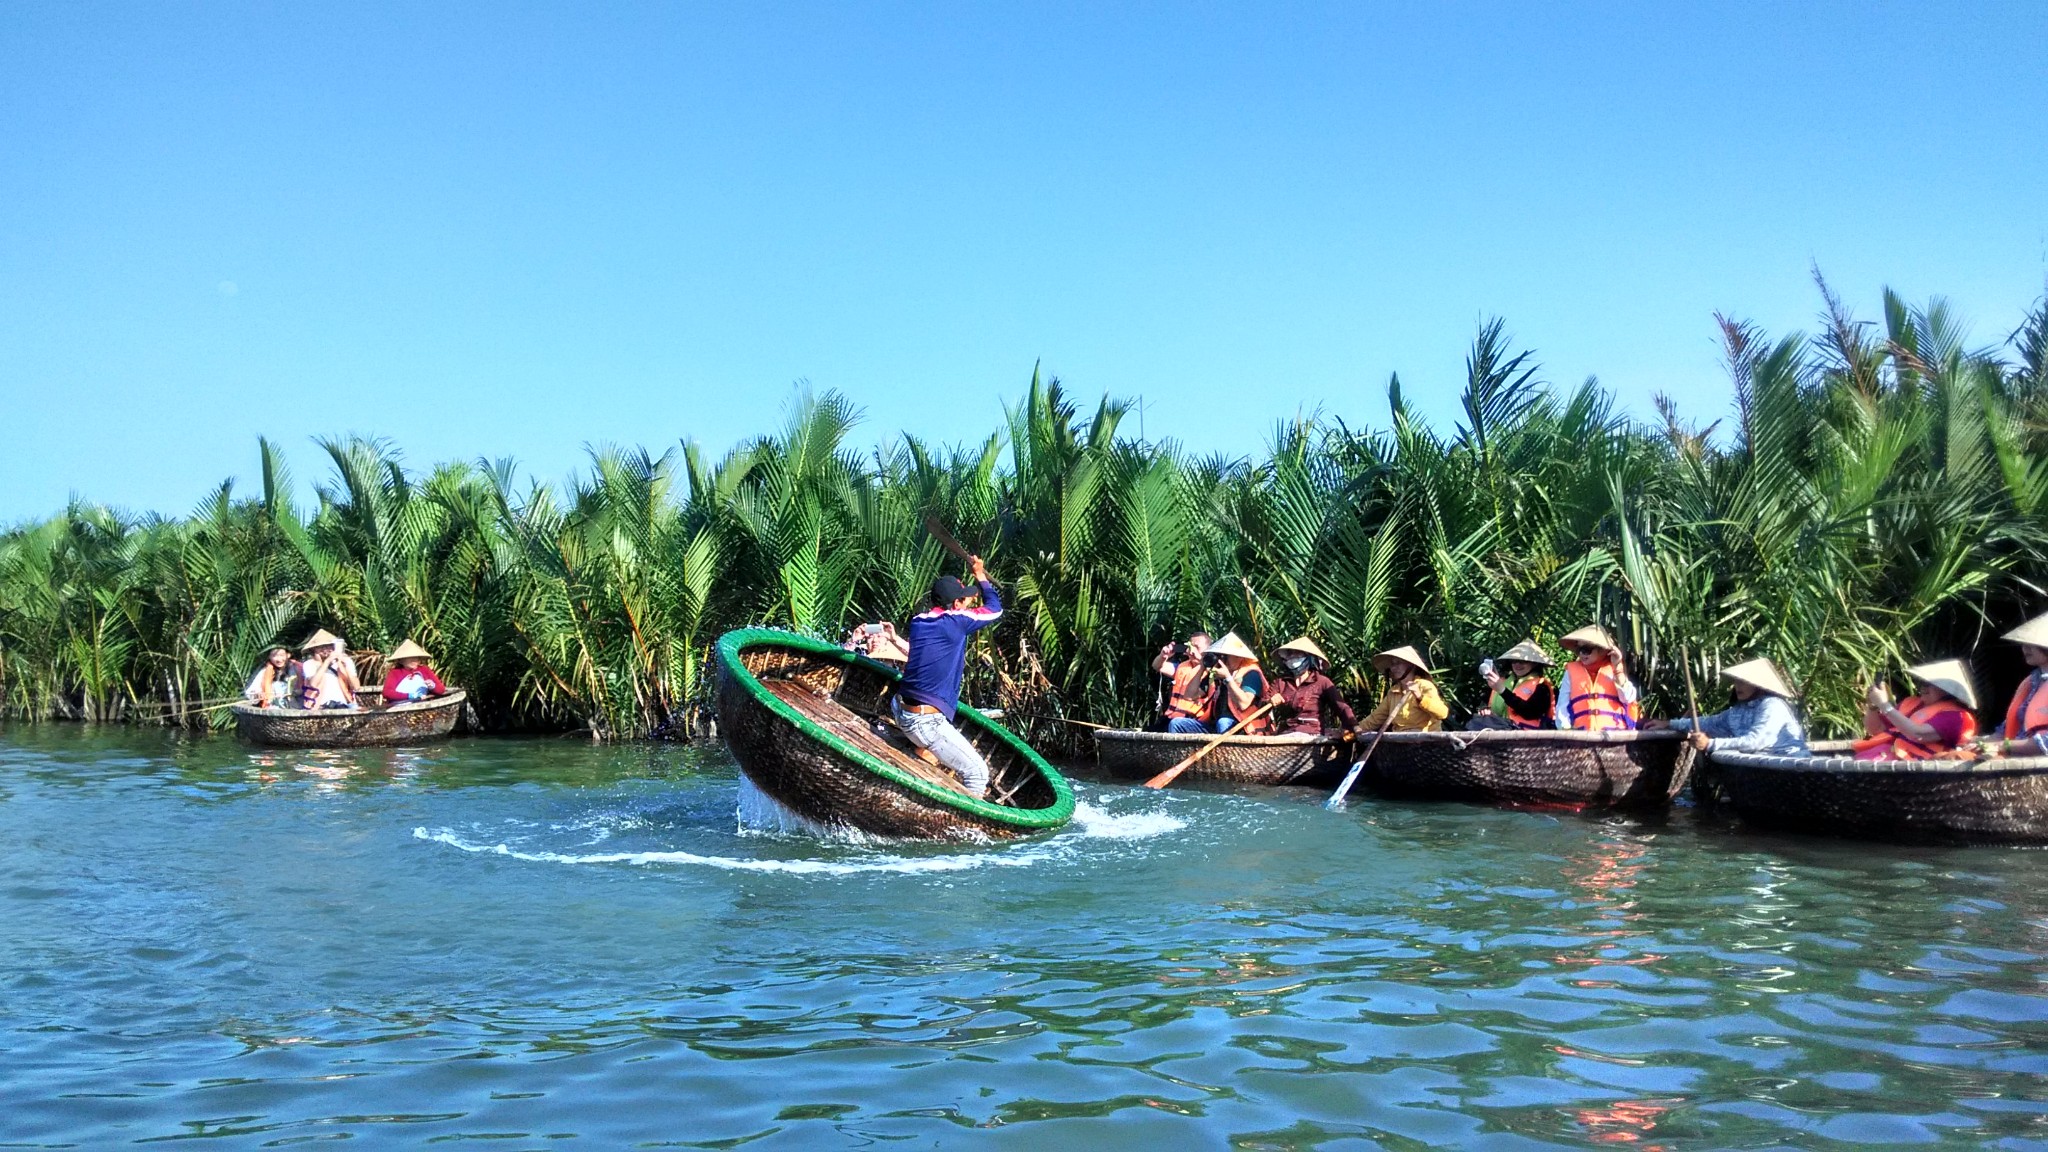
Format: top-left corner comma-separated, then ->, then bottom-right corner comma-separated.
3,2 -> 2044,521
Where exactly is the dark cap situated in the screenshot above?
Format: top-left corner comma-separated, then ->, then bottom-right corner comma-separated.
932,575 -> 973,604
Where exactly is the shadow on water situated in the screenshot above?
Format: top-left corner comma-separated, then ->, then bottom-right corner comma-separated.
2,727 -> 2046,1149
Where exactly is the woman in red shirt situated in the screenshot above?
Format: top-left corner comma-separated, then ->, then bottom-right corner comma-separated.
381,639 -> 449,702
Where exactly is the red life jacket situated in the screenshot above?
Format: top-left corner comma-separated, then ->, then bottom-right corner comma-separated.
1221,665 -> 1273,734
2003,673 -> 2048,740
1563,659 -> 1637,731
1851,696 -> 1978,761
1497,675 -> 1549,730
1166,661 -> 1210,719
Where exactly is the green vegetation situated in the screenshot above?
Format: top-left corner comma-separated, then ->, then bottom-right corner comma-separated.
5,282 -> 2046,745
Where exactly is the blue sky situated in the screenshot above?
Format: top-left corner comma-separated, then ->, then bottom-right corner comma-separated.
3,2 -> 2044,521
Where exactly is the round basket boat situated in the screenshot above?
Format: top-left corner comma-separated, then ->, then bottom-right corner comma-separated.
231,689 -> 466,748
1706,743 -> 2048,844
1365,728 -> 1693,810
1093,729 -> 1350,787
713,628 -> 1075,841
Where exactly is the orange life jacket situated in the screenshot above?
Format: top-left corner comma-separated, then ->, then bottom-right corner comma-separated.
2003,672 -> 2048,740
1166,661 -> 1210,719
1563,659 -> 1637,731
1221,665 -> 1273,734
1493,675 -> 1549,730
1851,696 -> 1978,761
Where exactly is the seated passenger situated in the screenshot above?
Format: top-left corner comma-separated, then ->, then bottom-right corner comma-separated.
1646,657 -> 1807,754
1153,631 -> 1213,733
382,639 -> 450,702
297,629 -> 361,710
243,647 -> 296,709
1467,640 -> 1555,730
1202,632 -> 1272,735
845,621 -> 911,669
1555,625 -> 1639,731
1358,645 -> 1448,733
1854,660 -> 1977,761
1990,612 -> 2048,757
1271,636 -> 1356,737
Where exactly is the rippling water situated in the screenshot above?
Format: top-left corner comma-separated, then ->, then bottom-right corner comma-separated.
3,727 -> 2045,1149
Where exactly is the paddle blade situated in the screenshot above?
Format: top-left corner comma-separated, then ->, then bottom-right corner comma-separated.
1325,760 -> 1367,810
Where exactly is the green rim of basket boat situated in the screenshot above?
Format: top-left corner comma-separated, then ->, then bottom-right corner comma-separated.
715,628 -> 1076,829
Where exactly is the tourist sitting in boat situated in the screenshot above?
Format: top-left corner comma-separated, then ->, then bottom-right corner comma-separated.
243,647 -> 296,709
1271,636 -> 1356,736
1854,660 -> 1978,761
381,639 -> 450,702
1153,631 -> 1213,732
844,620 -> 910,669
892,557 -> 1003,799
1644,658 -> 1807,754
1556,625 -> 1639,731
297,629 -> 362,710
1989,612 -> 2048,757
1359,645 -> 1448,732
1201,632 -> 1273,734
1467,640 -> 1555,730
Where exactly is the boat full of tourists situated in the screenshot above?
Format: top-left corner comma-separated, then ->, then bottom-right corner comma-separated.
713,628 -> 1075,841
1703,740 -> 2048,844
231,689 -> 467,748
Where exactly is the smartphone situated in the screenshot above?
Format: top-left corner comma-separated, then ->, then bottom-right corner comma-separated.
1479,658 -> 1495,676
863,623 -> 885,636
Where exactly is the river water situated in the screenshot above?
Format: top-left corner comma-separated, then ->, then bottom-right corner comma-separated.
2,728 -> 2044,1150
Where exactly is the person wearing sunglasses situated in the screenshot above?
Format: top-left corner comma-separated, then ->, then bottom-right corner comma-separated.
1555,626 -> 1638,731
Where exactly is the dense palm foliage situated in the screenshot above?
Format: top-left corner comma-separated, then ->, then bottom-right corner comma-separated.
6,284 -> 2046,744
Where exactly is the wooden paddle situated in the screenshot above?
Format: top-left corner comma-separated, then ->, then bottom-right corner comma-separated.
1143,700 -> 1277,789
1051,716 -> 1114,730
922,512 -> 976,565
1325,700 -> 1400,811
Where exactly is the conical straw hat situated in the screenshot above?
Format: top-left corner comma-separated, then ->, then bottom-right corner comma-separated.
389,639 -> 431,662
1496,640 -> 1553,667
2003,611 -> 2048,648
299,628 -> 341,651
1721,657 -> 1795,698
1907,659 -> 1978,711
1206,632 -> 1258,661
1371,645 -> 1431,676
1560,625 -> 1618,651
1275,635 -> 1328,662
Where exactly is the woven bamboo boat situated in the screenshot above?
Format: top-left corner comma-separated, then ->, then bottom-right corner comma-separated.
713,628 -> 1074,841
1706,742 -> 2048,844
1364,728 -> 1693,810
1093,729 -> 1350,786
230,689 -> 466,748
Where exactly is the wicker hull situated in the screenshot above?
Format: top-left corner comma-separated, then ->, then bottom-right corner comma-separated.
1708,749 -> 2048,844
1093,729 -> 1349,786
1366,729 -> 1691,810
231,690 -> 466,748
713,629 -> 1074,842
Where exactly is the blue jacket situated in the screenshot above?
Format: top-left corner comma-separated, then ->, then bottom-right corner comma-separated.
898,580 -> 1003,720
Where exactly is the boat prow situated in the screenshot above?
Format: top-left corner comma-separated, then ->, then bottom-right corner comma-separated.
713,628 -> 1075,841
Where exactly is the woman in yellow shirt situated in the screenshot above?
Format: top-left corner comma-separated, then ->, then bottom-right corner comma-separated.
1358,645 -> 1449,732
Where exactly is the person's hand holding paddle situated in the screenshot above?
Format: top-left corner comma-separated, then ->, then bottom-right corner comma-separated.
969,554 -> 988,584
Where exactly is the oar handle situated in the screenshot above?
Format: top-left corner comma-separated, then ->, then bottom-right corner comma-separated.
1143,700 -> 1278,789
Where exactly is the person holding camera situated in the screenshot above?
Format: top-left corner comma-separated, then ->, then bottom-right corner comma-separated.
295,629 -> 362,710
1467,641 -> 1556,730
1153,631 -> 1213,733
845,620 -> 910,669
891,556 -> 1003,798
1200,632 -> 1273,735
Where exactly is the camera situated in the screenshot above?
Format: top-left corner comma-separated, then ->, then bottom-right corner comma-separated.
1168,641 -> 1190,661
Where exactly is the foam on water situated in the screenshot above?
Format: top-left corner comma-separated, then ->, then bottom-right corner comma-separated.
413,787 -> 1185,877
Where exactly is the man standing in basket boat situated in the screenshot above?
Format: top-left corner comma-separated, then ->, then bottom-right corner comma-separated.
892,556 -> 1002,799
1556,626 -> 1639,731
1186,632 -> 1272,734
1152,631 -> 1213,733
1358,646 -> 1449,732
1271,636 -> 1356,737
1643,658 -> 1807,754
1988,612 -> 2048,757
1466,640 -> 1556,731
1855,660 -> 1979,761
